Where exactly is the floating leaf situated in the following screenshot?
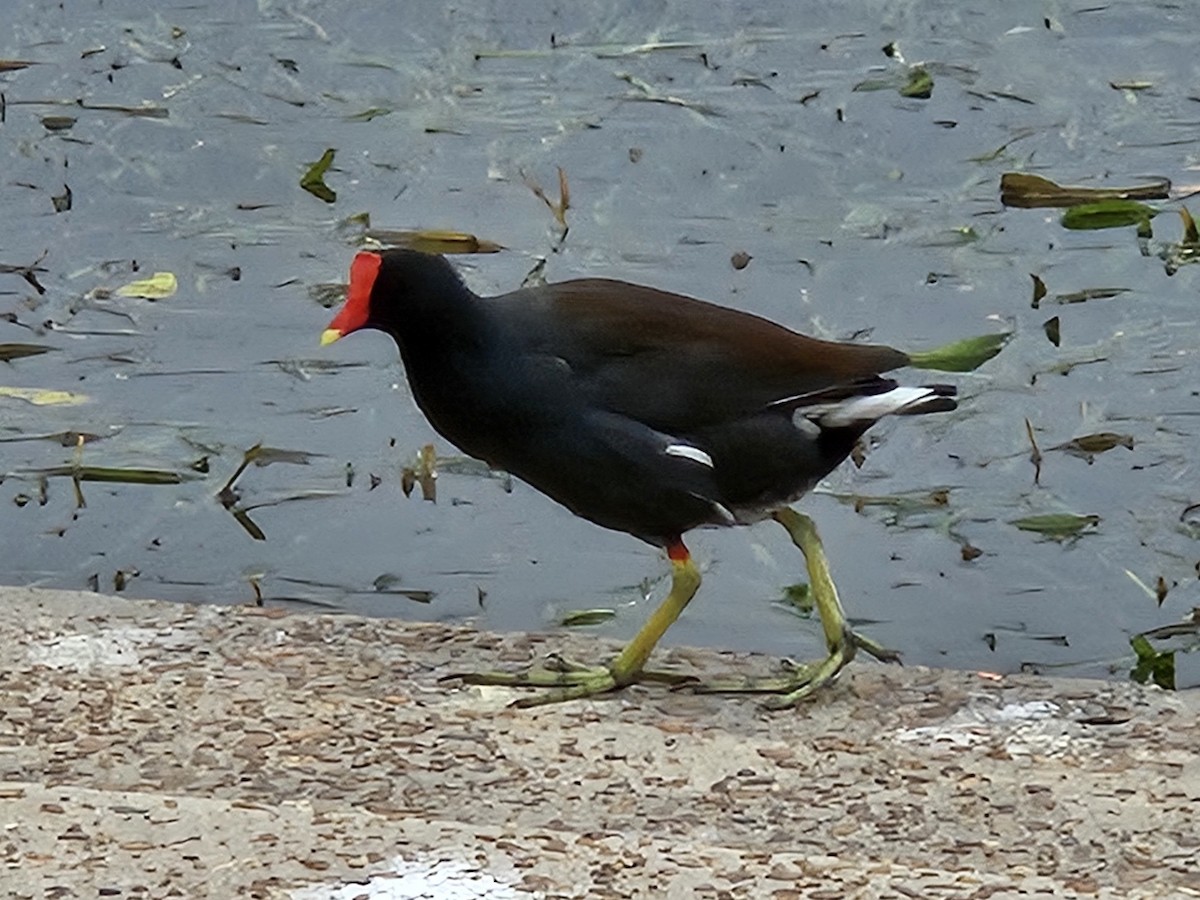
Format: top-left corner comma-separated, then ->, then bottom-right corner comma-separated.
1136,614 -> 1200,645
1180,208 -> 1199,245
1160,208 -> 1200,274
1031,634 -> 1070,647
0,343 -> 53,362
115,271 -> 177,300
1110,80 -> 1154,91
1030,273 -> 1047,308
561,608 -> 617,627
523,166 -> 571,236
1000,173 -> 1169,209
371,573 -> 433,603
1061,200 -> 1157,231
300,148 -> 337,203
51,184 -> 72,213
41,116 -> 76,131
367,229 -> 504,254
217,442 -> 323,507
851,77 -> 894,93
969,129 -> 1036,164
0,429 -> 105,446
346,107 -> 393,122
781,583 -> 813,616
1039,354 -> 1108,378
0,386 -> 87,405
0,258 -> 48,294
907,331 -> 1010,372
595,40 -> 704,58
1052,432 -> 1135,461
1011,513 -> 1100,539
38,465 -> 184,485
1130,634 -> 1175,690
232,508 -> 266,541
899,65 -> 933,99
1043,316 -> 1060,347
247,445 -> 321,467
616,72 -> 721,116
1053,287 -> 1130,304
78,100 -> 168,118
842,489 -> 951,517
960,541 -> 983,562
401,443 -> 438,501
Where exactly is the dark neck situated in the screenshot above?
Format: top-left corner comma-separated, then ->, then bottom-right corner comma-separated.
378,263 -> 490,363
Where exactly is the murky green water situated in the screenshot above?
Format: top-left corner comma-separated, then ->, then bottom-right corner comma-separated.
2,0 -> 1197,687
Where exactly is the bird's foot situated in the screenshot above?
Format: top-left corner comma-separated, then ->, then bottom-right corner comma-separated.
849,630 -> 903,666
693,628 -> 900,710
445,653 -> 695,708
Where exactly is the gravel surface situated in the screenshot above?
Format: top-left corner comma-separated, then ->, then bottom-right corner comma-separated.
0,587 -> 1197,899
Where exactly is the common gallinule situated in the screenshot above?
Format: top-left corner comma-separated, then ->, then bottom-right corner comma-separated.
322,249 -> 956,707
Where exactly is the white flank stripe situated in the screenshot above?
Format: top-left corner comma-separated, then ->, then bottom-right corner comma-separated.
815,386 -> 936,428
665,443 -> 714,467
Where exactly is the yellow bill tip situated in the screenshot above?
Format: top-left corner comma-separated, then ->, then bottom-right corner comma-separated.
320,328 -> 343,347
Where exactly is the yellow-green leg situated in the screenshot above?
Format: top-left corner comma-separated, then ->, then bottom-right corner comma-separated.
698,507 -> 899,709
450,541 -> 702,708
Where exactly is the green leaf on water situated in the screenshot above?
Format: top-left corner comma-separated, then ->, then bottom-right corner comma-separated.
301,148 -> 337,203
781,583 -> 814,616
851,77 -> 893,93
899,65 -> 933,99
116,271 -> 177,300
1052,432 -> 1135,460
1060,200 -> 1157,231
561,608 -> 617,627
367,229 -> 505,254
1130,634 -> 1175,690
1011,513 -> 1100,539
907,331 -> 1010,372
0,386 -> 88,406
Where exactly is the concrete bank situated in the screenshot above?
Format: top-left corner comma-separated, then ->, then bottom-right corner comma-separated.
0,587 -> 1196,899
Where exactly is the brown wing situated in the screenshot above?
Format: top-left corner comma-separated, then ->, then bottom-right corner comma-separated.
491,278 -> 910,431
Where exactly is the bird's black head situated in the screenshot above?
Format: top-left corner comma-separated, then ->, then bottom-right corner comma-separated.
321,249 -> 470,346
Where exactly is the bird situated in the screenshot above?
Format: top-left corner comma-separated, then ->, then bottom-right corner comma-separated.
321,249 -> 957,708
